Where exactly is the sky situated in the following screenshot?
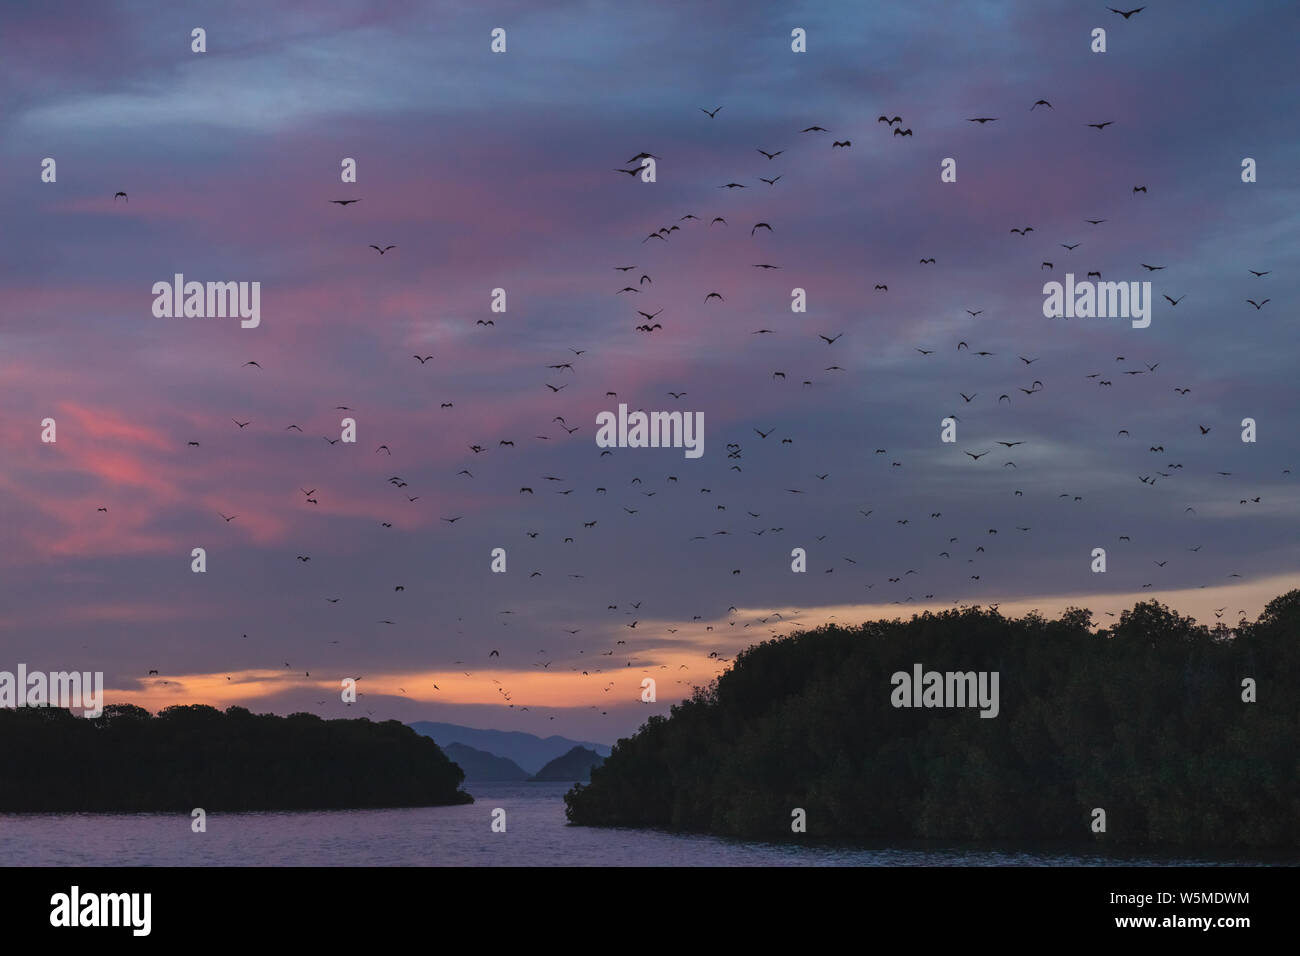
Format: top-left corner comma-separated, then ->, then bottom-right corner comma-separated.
2,0 -> 1298,743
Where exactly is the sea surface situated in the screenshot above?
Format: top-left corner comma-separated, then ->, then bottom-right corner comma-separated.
1,783 -> 1291,866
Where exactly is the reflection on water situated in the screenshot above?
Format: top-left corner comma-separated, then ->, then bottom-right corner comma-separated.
1,783 -> 1290,866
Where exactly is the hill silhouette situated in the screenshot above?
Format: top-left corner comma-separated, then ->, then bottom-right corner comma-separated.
566,593 -> 1300,849
444,742 -> 531,781
0,704 -> 473,812
532,745 -> 605,782
409,721 -> 609,774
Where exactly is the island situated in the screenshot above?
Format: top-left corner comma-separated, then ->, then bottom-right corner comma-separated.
0,704 -> 473,811
566,593 -> 1300,850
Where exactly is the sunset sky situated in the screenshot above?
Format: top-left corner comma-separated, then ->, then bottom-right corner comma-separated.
2,0 -> 1297,742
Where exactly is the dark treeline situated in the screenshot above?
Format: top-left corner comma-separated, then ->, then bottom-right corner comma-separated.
0,704 -> 472,811
565,592 -> 1300,849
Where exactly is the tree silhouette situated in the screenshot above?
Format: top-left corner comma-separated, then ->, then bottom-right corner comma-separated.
0,705 -> 472,812
566,594 -> 1300,849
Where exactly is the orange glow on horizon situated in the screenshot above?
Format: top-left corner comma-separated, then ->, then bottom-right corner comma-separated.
98,573 -> 1299,714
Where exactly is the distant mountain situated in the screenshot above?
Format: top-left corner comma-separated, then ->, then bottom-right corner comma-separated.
532,746 -> 605,783
443,743 -> 530,782
409,721 -> 611,775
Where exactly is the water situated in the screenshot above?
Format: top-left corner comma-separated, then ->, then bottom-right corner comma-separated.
0,783 -> 1289,866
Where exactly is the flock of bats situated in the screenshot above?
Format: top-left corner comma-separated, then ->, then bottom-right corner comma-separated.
70,2 -> 1290,725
